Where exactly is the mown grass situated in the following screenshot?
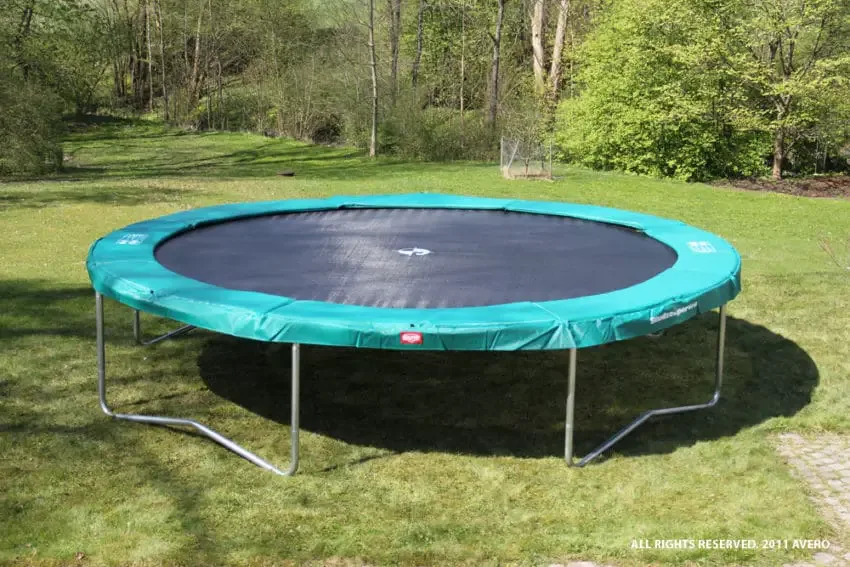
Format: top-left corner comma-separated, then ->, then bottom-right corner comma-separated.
1,117 -> 849,566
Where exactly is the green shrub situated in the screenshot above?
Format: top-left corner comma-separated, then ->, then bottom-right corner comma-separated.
555,0 -> 770,181
0,76 -> 64,176
381,92 -> 497,161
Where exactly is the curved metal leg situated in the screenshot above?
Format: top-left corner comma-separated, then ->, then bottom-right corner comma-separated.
98,293 -> 300,476
566,305 -> 727,467
133,309 -> 195,345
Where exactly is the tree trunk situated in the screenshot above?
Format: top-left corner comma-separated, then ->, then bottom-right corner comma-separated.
487,0 -> 506,126
144,0 -> 154,112
109,0 -> 129,101
14,0 -> 35,79
411,0 -> 424,87
531,0 -> 546,96
208,0 -> 220,129
548,0 -> 569,101
130,0 -> 146,109
772,127 -> 784,180
387,0 -> 401,102
182,1 -> 190,73
368,0 -> 379,158
459,0 -> 465,148
155,0 -> 169,120
113,59 -> 123,99
188,0 -> 205,106
122,0 -> 140,106
112,0 -> 123,99
216,58 -> 223,129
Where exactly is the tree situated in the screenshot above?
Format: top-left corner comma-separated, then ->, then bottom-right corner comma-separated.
13,0 -> 35,79
368,0 -> 379,157
187,0 -> 206,108
557,0 -> 850,180
144,0 -> 153,110
42,1 -> 112,114
0,0 -> 73,174
154,0 -> 168,120
411,0 -> 424,86
0,74 -> 63,175
530,0 -> 546,95
487,0 -> 506,126
548,0 -> 569,101
529,0 -> 571,101
556,0 -> 770,180
730,0 -> 850,179
387,0 -> 401,101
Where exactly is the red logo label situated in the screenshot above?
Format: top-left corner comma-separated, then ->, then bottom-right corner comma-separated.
400,332 -> 423,345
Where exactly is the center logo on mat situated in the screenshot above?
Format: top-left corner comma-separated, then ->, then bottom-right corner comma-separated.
397,247 -> 431,256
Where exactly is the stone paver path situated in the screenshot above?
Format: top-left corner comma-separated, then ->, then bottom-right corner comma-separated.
776,433 -> 850,567
776,434 -> 850,530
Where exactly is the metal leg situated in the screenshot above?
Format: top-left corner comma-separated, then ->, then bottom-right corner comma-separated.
98,293 -> 300,476
132,310 -> 140,342
569,305 -> 728,467
564,348 -> 577,465
133,309 -> 195,346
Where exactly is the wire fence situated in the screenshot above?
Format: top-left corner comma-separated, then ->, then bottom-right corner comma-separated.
500,137 -> 553,180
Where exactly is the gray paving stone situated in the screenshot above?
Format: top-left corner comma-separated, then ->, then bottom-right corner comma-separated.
776,433 -> 850,564
814,552 -> 837,564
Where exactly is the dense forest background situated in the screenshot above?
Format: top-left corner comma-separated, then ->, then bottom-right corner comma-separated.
2,0 -> 850,181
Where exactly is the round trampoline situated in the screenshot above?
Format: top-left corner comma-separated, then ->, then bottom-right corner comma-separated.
88,193 -> 741,475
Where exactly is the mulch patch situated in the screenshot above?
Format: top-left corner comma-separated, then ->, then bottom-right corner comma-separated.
712,175 -> 850,199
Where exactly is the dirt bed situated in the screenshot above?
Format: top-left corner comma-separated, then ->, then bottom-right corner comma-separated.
713,175 -> 850,199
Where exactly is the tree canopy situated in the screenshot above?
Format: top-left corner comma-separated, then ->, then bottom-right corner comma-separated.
557,0 -> 850,180
2,0 -> 848,179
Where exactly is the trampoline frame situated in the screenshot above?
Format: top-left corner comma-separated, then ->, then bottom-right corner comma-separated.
87,194 -> 741,352
96,292 -> 727,475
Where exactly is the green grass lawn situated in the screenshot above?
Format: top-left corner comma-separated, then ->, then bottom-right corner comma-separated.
1,117 -> 849,566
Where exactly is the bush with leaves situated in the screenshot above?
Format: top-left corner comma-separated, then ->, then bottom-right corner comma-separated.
378,89 -> 497,161
558,0 -> 850,181
556,0 -> 772,181
0,75 -> 64,176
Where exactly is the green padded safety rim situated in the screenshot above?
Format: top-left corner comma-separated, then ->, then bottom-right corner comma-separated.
86,193 -> 741,350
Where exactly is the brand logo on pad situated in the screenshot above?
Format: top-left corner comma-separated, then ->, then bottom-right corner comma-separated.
397,247 -> 431,256
688,241 -> 716,254
117,233 -> 148,245
400,332 -> 423,345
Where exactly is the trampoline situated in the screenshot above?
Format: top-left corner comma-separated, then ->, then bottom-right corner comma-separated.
87,193 -> 741,475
